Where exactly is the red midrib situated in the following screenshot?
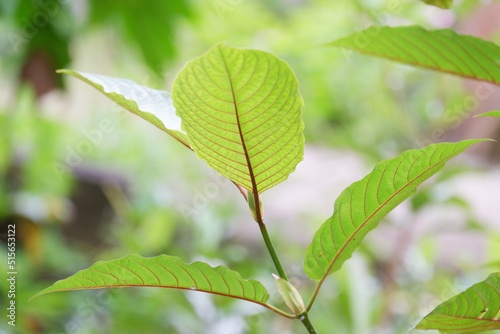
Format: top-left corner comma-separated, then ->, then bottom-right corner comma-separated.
218,47 -> 259,196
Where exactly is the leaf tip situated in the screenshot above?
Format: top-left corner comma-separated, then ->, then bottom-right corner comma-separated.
479,138 -> 496,143
29,289 -> 49,302
474,111 -> 500,118
462,138 -> 495,146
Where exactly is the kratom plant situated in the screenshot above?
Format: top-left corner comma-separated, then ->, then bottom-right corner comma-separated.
32,24 -> 500,333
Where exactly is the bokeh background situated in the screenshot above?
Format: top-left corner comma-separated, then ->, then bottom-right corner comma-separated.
1,0 -> 499,333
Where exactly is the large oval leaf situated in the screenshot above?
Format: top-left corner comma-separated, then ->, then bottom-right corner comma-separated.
172,44 -> 304,194
32,254 -> 269,306
58,70 -> 189,148
327,26 -> 500,84
416,273 -> 500,332
304,140 -> 483,282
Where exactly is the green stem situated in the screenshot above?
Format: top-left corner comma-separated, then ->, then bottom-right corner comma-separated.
257,222 -> 288,281
249,190 -> 318,333
299,312 -> 318,334
252,192 -> 288,280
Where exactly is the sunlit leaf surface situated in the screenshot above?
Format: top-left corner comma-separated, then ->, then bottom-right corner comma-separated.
327,26 -> 500,84
416,273 -> 500,332
305,140 -> 484,281
173,44 -> 304,194
32,254 -> 270,306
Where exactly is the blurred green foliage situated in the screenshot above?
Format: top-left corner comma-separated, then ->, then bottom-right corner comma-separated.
0,0 -> 499,333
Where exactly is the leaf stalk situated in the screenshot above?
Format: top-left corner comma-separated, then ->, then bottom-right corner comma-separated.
251,192 -> 318,333
254,193 -> 289,281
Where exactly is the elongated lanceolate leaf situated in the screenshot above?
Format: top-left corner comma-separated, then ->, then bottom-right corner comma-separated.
31,254 -> 270,306
327,26 -> 500,84
172,44 -> 304,194
416,273 -> 500,332
304,140 -> 483,281
58,70 -> 189,147
476,111 -> 500,118
420,0 -> 452,9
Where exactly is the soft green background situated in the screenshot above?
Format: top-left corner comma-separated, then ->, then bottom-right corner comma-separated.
0,0 -> 499,333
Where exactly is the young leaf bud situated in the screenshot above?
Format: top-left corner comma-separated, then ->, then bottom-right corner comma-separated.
272,274 -> 306,315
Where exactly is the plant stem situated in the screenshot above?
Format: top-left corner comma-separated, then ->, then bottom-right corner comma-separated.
250,191 -> 318,333
257,222 -> 289,280
252,192 -> 288,280
299,312 -> 318,334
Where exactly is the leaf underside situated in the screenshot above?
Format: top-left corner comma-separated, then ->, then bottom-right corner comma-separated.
31,254 -> 270,306
416,272 -> 500,333
58,70 -> 189,147
304,140 -> 483,281
173,44 -> 304,194
421,0 -> 453,9
327,26 -> 500,84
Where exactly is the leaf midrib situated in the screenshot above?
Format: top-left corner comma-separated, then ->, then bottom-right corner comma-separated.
332,39 -> 499,85
316,148 -> 452,282
218,47 -> 259,195
35,283 -> 271,307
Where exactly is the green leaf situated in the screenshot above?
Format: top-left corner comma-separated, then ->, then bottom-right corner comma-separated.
32,254 -> 270,307
475,111 -> 500,118
57,70 -> 190,148
420,0 -> 453,9
327,26 -> 500,84
304,140 -> 484,281
416,272 -> 500,332
172,44 -> 304,194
